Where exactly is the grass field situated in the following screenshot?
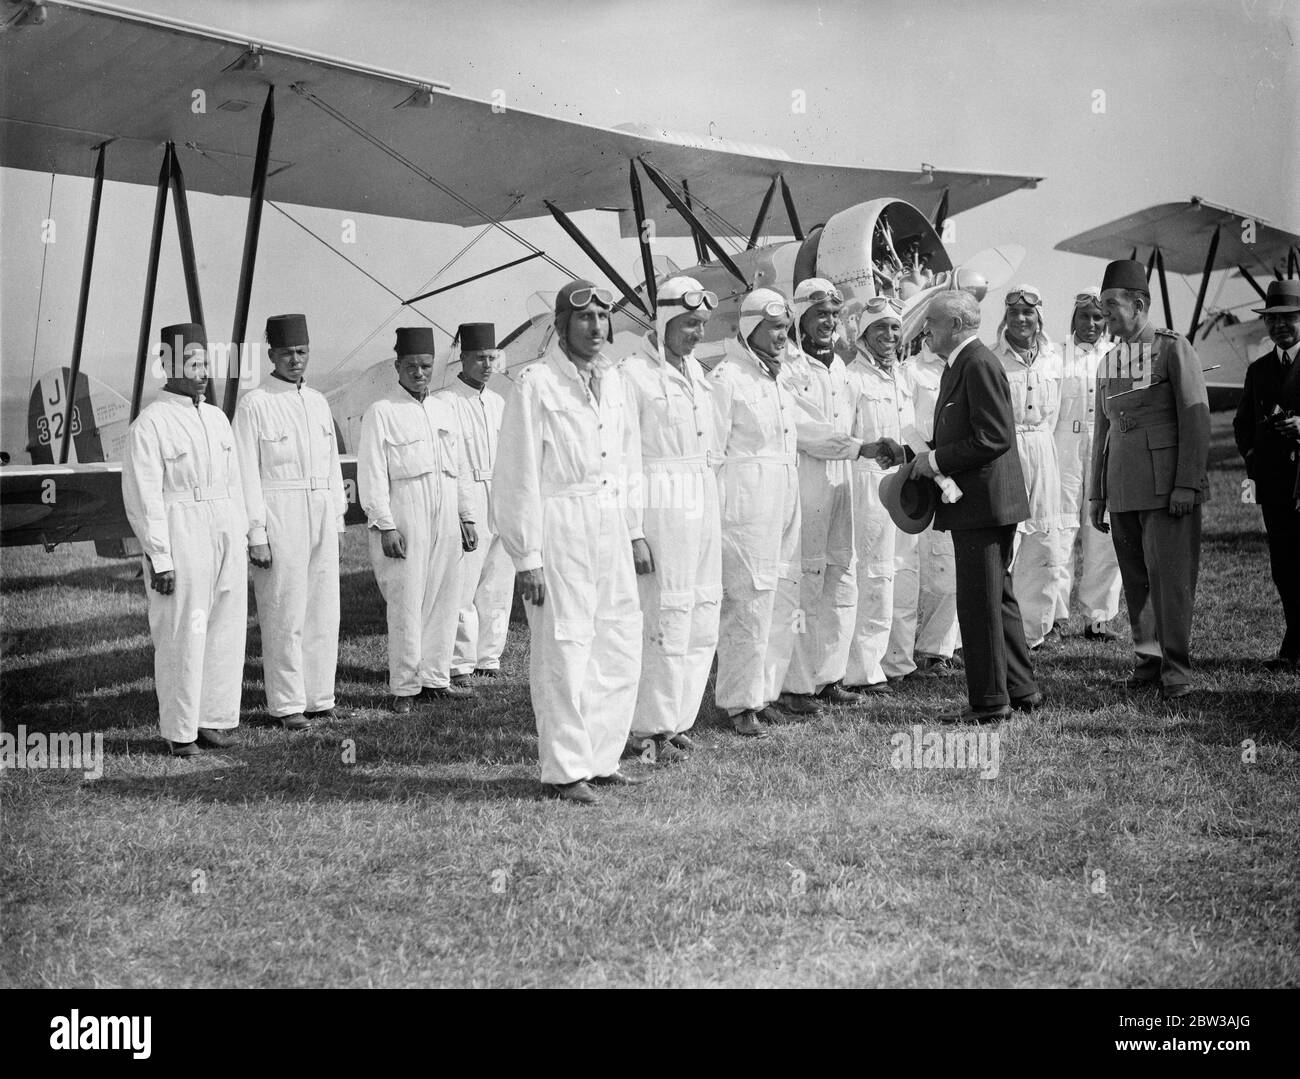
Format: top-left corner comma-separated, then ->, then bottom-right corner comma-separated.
2,413 -> 1297,988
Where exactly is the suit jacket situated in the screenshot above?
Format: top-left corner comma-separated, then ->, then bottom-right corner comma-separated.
1233,347 -> 1300,505
929,337 -> 1030,532
1090,322 -> 1210,513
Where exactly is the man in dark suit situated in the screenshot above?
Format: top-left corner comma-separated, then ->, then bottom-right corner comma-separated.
1090,260 -> 1210,702
881,290 -> 1039,723
1233,279 -> 1300,670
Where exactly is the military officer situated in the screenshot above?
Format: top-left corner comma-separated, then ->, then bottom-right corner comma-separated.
620,276 -> 722,763
1090,259 -> 1211,701
495,280 -> 647,805
122,322 -> 249,756
357,327 -> 477,712
436,322 -> 514,686
1233,278 -> 1300,670
233,314 -> 347,731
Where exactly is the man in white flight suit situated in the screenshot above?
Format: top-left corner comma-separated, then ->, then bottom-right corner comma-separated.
908,339 -> 963,675
495,280 -> 648,805
780,279 -> 873,715
843,298 -> 918,692
1051,288 -> 1122,640
357,327 -> 477,713
122,322 -> 248,756
620,277 -> 722,765
233,314 -> 347,732
436,322 -> 514,686
993,285 -> 1065,650
711,289 -> 807,738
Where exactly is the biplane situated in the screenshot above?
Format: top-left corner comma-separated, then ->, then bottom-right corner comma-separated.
1055,196 -> 1300,410
0,0 -> 1042,551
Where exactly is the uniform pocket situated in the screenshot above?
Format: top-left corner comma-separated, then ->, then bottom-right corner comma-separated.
1147,423 -> 1178,495
259,433 -> 295,469
385,437 -> 433,480
436,426 -> 458,477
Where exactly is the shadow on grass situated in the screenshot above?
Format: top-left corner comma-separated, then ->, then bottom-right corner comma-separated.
0,563 -> 143,596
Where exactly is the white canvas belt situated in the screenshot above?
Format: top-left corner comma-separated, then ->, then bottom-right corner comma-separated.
262,477 -> 331,491
643,454 -> 707,472
716,454 -> 795,467
471,468 -> 493,481
164,485 -> 230,504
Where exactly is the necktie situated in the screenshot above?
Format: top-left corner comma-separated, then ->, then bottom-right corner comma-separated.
586,366 -> 601,404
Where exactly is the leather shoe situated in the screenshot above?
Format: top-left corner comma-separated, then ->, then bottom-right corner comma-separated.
474,668 -> 501,678
1011,691 -> 1044,713
1112,675 -> 1158,692
169,740 -> 200,757
817,682 -> 862,704
589,770 -> 646,786
758,704 -> 794,726
450,673 -> 473,688
669,733 -> 700,752
777,693 -> 824,716
391,695 -> 416,714
196,727 -> 237,748
1084,620 -> 1118,642
937,704 -> 1011,725
730,710 -> 769,738
304,708 -> 335,720
424,684 -> 474,700
845,681 -> 893,695
913,655 -> 959,677
544,780 -> 599,805
280,712 -> 312,732
1161,683 -> 1194,701
651,735 -> 689,764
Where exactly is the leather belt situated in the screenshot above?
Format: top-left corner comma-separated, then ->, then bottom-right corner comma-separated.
1117,412 -> 1175,433
165,485 -> 230,504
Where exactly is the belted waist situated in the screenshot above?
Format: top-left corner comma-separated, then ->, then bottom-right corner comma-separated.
541,478 -> 620,498
471,467 -> 493,482
716,453 -> 796,467
1016,424 -> 1053,435
643,453 -> 708,471
164,485 -> 231,504
262,477 -> 332,491
1114,410 -> 1177,433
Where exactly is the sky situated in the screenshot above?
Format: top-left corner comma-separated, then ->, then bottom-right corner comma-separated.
1,0 -> 1296,456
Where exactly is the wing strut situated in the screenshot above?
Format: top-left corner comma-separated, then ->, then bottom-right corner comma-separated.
748,175 -> 779,251
1237,264 -> 1268,302
405,251 -> 545,303
1154,248 -> 1174,329
131,144 -> 172,421
682,181 -> 708,265
167,145 -> 210,403
543,200 -> 651,318
780,176 -> 804,242
1289,247 -> 1299,279
223,85 -> 276,420
1187,225 -> 1220,340
59,142 -> 106,464
628,160 -> 658,309
637,158 -> 747,286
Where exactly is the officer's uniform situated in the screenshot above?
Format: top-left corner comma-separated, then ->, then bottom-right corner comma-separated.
1091,320 -> 1210,690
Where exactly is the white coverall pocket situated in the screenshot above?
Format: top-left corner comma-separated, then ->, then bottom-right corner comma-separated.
384,437 -> 433,480
259,433 -> 295,468
651,590 -> 693,656
553,618 -> 595,645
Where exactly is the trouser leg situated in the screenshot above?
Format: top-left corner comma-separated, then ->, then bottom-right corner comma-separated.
716,584 -> 774,714
1110,510 -> 1161,681
1262,502 -> 1300,659
301,506 -> 340,713
451,533 -> 489,676
199,520 -> 248,730
884,530 -> 918,678
1141,505 -> 1200,688
474,533 -> 514,670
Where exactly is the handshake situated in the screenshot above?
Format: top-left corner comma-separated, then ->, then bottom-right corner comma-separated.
870,437 -> 908,469
870,436 -> 963,504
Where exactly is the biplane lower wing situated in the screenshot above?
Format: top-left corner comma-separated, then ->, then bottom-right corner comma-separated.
0,458 -> 367,550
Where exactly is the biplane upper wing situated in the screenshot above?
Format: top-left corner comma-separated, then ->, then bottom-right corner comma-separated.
1054,197 -> 1300,277
0,0 -> 1041,237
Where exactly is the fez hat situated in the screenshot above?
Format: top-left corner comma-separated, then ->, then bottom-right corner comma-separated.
1252,279 -> 1300,315
879,457 -> 939,535
554,279 -> 614,344
456,323 -> 498,352
266,313 -> 309,349
1101,259 -> 1150,294
160,322 -> 206,352
394,326 -> 436,356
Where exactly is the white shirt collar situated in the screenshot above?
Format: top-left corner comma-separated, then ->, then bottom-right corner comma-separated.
944,334 -> 979,367
1278,342 -> 1300,365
